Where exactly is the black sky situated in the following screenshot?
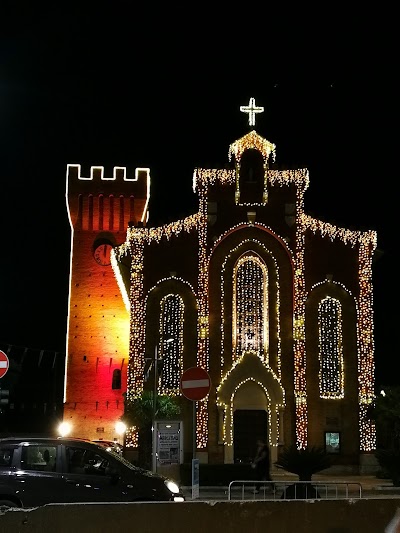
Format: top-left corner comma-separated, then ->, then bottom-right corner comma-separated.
0,9 -> 397,388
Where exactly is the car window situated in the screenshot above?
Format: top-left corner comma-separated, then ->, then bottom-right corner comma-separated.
66,446 -> 111,476
0,446 -> 14,467
20,445 -> 57,472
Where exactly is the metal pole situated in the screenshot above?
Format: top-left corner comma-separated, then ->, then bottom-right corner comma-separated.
152,344 -> 158,472
193,400 -> 196,460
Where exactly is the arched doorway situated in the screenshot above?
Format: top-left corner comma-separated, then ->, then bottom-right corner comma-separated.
216,351 -> 285,464
233,409 -> 268,463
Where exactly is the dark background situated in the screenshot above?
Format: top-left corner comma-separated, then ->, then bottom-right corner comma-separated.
0,8 -> 396,390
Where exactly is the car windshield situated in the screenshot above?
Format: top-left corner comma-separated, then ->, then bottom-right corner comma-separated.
90,443 -> 140,471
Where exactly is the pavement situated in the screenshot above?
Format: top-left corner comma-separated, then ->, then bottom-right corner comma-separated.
181,471 -> 400,501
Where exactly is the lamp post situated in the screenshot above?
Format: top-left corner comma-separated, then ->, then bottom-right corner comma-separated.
152,337 -> 174,472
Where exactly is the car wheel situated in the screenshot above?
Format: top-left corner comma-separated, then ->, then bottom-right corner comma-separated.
0,500 -> 18,509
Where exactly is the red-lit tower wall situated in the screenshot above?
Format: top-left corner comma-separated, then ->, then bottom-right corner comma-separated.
64,165 -> 149,441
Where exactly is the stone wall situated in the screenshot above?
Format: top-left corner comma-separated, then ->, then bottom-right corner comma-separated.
1,498 -> 399,533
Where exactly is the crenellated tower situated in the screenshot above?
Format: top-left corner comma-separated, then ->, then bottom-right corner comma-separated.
64,164 -> 149,441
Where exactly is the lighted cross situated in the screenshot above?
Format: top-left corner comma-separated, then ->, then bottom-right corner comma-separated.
240,97 -> 264,126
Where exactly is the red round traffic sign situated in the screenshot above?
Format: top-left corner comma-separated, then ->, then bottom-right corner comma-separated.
0,350 -> 9,379
180,366 -> 211,401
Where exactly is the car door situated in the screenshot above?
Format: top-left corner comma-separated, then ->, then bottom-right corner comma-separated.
60,445 -> 131,503
14,443 -> 65,507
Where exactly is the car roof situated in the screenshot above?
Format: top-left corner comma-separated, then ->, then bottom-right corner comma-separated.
0,436 -> 96,446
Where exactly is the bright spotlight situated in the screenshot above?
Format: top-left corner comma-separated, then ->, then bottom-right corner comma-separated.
58,421 -> 72,437
115,421 -> 127,435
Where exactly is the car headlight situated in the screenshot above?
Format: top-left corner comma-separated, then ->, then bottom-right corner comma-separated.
164,480 -> 180,494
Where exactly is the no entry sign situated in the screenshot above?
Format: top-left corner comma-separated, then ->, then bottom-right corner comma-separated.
0,350 -> 9,379
180,366 -> 211,401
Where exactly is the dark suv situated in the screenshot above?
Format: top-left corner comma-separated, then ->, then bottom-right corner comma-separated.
0,436 -> 185,508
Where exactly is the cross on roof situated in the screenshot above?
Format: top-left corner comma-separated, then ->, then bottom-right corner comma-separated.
240,97 -> 264,126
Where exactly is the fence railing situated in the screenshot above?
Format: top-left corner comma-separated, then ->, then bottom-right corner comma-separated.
227,480 -> 363,501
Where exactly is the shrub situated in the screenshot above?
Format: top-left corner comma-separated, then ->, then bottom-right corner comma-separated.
275,445 -> 332,482
375,449 -> 400,486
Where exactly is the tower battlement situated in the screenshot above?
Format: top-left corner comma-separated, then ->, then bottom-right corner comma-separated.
66,165 -> 150,231
67,164 -> 150,196
67,164 -> 150,183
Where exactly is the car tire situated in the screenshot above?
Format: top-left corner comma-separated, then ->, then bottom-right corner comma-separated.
0,500 -> 18,509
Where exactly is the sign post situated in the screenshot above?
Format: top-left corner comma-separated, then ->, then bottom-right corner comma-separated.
0,350 -> 9,379
191,457 -> 199,500
180,367 -> 211,500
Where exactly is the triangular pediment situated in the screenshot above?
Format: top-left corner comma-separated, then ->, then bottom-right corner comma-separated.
217,351 -> 284,405
228,130 -> 276,163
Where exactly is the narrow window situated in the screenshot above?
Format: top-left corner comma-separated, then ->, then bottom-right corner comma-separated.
318,297 -> 344,399
233,255 -> 268,362
112,369 -> 121,390
159,294 -> 184,395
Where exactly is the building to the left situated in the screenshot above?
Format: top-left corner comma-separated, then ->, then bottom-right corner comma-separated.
0,344 -> 65,434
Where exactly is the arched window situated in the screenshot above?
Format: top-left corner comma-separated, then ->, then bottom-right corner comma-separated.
233,254 -> 269,362
159,294 -> 184,395
112,369 -> 122,390
318,296 -> 344,399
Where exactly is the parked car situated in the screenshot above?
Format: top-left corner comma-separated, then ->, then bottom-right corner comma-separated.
0,436 -> 185,508
92,439 -> 123,455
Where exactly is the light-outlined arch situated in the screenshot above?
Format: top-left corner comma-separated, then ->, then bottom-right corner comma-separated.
212,232 -> 291,383
217,351 -> 285,464
159,293 -> 184,395
232,252 -> 269,362
306,279 -> 357,402
318,295 -> 344,399
145,276 -> 198,395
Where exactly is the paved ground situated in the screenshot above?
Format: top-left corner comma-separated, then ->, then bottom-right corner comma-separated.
182,471 -> 400,501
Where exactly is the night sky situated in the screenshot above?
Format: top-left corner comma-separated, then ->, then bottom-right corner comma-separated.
0,9 -> 396,388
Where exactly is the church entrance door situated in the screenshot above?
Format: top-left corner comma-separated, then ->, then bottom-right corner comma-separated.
233,409 -> 268,463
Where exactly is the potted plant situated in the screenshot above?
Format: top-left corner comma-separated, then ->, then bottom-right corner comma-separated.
275,445 -> 332,499
122,391 -> 181,469
374,449 -> 400,486
367,387 -> 400,486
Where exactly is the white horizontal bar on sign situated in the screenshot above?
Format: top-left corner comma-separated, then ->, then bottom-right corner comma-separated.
182,379 -> 209,389
0,362 -> 7,368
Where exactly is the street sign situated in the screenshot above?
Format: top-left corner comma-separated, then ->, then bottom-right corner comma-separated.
0,350 -> 9,379
180,366 -> 211,401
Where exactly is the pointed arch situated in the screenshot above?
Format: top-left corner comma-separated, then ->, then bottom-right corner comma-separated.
159,293 -> 184,395
318,296 -> 344,399
217,352 -> 285,463
232,253 -> 269,362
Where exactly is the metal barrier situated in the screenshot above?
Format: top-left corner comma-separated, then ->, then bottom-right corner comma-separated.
228,480 -> 363,501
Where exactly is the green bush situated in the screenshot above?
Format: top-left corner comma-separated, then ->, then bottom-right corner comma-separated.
375,449 -> 400,486
275,445 -> 332,482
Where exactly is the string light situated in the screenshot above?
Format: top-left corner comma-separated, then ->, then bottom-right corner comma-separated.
233,255 -> 268,359
216,355 -> 285,447
318,296 -> 344,399
239,97 -> 264,127
159,294 -> 184,396
112,122 -> 377,457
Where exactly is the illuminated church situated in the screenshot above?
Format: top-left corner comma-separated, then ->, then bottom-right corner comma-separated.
64,98 -> 377,471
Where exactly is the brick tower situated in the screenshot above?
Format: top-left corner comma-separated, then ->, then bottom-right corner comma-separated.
64,164 -> 149,441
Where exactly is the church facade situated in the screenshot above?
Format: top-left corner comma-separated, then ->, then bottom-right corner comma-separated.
64,99 -> 377,470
